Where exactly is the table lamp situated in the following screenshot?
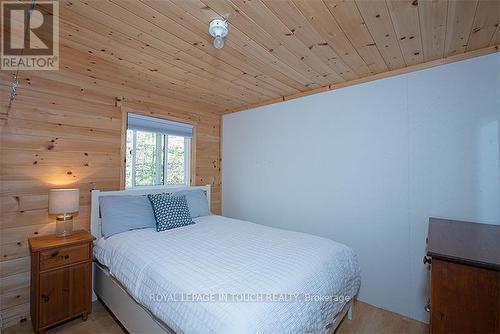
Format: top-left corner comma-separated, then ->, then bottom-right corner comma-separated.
49,188 -> 80,236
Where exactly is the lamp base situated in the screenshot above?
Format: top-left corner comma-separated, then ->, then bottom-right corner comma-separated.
56,216 -> 73,237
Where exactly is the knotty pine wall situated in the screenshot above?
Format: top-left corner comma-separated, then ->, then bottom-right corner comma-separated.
0,48 -> 221,328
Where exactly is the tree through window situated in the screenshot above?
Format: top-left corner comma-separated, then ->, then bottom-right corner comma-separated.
125,113 -> 192,188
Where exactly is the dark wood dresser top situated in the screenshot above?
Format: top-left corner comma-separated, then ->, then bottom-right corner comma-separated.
427,218 -> 500,271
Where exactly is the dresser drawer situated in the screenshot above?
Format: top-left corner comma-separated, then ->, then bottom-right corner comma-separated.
430,259 -> 500,333
39,243 -> 90,270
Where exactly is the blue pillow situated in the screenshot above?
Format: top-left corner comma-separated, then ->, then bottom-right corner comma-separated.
148,194 -> 193,232
172,189 -> 211,219
99,195 -> 156,238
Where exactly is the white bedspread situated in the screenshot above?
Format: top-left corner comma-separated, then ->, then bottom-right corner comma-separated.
94,215 -> 360,334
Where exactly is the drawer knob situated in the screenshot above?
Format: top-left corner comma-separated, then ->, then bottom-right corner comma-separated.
41,294 -> 49,302
64,255 -> 69,259
51,251 -> 59,258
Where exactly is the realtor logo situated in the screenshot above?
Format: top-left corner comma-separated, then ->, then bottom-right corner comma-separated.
1,1 -> 59,70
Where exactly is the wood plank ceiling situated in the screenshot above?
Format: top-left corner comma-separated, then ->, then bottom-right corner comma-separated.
48,0 -> 500,114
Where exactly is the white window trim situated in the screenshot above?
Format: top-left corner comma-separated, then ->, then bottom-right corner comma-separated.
131,130 -> 137,188
163,134 -> 169,186
154,133 -> 163,185
184,137 -> 191,186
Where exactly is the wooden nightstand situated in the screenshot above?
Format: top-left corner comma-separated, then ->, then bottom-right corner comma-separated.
28,230 -> 95,334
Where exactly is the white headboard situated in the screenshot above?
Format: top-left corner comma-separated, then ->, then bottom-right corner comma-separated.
90,185 -> 211,239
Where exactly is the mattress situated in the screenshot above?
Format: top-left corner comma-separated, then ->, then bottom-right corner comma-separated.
93,215 -> 361,334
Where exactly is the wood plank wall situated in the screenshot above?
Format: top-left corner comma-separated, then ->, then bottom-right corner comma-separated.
0,48 -> 221,328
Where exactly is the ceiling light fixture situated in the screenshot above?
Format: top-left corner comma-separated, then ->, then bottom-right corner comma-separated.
209,18 -> 228,49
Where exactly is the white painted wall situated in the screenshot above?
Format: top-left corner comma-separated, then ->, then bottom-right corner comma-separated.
222,53 -> 500,323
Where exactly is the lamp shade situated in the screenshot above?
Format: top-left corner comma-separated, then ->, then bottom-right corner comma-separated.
48,189 -> 80,215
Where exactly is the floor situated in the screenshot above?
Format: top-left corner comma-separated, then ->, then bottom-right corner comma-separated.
4,299 -> 428,334
336,301 -> 428,334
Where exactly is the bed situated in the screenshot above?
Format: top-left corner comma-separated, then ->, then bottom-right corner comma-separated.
91,185 -> 361,334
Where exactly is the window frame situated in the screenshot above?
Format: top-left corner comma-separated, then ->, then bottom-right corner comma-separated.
120,109 -> 194,189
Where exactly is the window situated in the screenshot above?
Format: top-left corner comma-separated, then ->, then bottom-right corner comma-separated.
125,113 -> 192,188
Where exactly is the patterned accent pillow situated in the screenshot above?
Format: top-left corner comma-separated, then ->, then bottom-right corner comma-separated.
147,194 -> 193,232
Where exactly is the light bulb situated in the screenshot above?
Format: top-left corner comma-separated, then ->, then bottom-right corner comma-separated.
214,35 -> 224,49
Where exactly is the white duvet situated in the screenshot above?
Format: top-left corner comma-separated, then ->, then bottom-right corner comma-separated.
94,215 -> 361,334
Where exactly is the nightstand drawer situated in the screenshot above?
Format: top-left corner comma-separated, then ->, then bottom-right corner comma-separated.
39,243 -> 89,270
